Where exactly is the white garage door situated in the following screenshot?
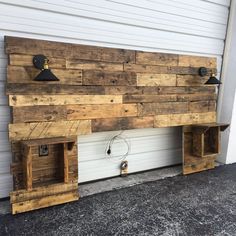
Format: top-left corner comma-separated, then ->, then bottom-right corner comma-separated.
0,0 -> 230,197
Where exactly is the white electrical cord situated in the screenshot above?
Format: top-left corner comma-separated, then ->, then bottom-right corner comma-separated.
105,131 -> 131,163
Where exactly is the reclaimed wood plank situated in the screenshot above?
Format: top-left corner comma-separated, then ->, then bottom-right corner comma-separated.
11,190 -> 79,214
189,101 -> 210,113
5,36 -> 135,63
123,94 -> 177,103
22,146 -> 32,191
66,104 -> 137,120
9,95 -> 122,106
9,54 -> 66,69
124,63 -> 168,73
154,112 -> 216,127
136,51 -> 178,66
66,59 -> 123,71
82,70 -> 137,86
10,182 -> 78,203
92,116 -> 154,132
6,84 -> 105,95
177,94 -> 216,102
137,73 -> 176,86
176,75 -> 208,86
138,102 -> 188,116
179,55 -> 217,68
7,66 -> 82,85
9,120 -> 91,141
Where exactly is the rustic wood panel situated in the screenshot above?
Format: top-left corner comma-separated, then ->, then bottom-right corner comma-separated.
138,102 -> 188,116
9,95 -> 122,106
154,112 -> 216,127
136,51 -> 178,66
67,104 -> 137,120
83,70 -> 137,86
177,94 -> 216,102
137,73 -> 176,86
92,117 -> 154,132
9,120 -> 91,141
66,59 -> 123,71
176,75 -> 208,86
7,66 -> 82,85
9,54 -> 66,68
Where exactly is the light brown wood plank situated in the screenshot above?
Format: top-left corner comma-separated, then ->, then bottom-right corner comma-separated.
7,66 -> 82,85
179,55 -> 217,68
66,104 -> 137,120
10,182 -> 78,203
189,101 -> 210,113
92,116 -> 154,132
138,102 -> 188,116
9,95 -> 122,106
123,94 -> 177,103
11,190 -> 79,214
9,120 -> 91,141
154,112 -> 216,127
82,70 -> 137,86
137,73 -> 176,86
136,51 -> 178,66
9,54 -> 66,68
176,75 -> 208,86
66,59 -> 123,71
124,63 -> 168,73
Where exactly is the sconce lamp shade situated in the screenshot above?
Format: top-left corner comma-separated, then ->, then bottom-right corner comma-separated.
205,75 -> 222,85
33,54 -> 59,81
34,69 -> 59,81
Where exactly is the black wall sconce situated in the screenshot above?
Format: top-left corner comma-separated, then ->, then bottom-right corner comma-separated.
198,67 -> 222,85
33,55 -> 59,81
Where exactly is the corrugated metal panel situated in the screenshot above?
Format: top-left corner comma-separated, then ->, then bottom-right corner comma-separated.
0,0 -> 230,197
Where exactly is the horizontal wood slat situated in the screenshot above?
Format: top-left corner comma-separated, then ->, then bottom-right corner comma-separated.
179,55 -> 217,68
137,73 -> 176,86
92,116 -> 154,132
123,95 -> 177,103
9,95 -> 122,106
154,112 -> 216,127
9,120 -> 91,141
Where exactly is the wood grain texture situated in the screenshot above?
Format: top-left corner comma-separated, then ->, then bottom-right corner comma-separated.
7,66 -> 82,85
179,55 -> 217,68
154,112 -> 216,127
5,36 -> 135,63
137,73 -> 176,86
83,70 -> 137,86
9,95 -> 122,106
176,75 -> 208,86
92,116 -> 154,132
138,102 -> 188,116
6,84 -> 105,95
11,190 -> 79,214
67,104 -> 137,120
123,94 -> 177,103
66,59 -> 123,71
9,120 -> 91,141
136,51 -> 178,66
9,54 -> 66,68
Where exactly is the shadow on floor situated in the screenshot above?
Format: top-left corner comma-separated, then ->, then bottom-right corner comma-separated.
0,164 -> 236,236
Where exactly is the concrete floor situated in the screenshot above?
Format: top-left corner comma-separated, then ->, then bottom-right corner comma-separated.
0,164 -> 236,235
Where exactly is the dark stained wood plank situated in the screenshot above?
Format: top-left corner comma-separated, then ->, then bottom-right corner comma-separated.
6,84 -> 105,95
124,63 -> 168,73
92,116 -> 154,132
136,51 -> 178,66
138,102 -> 188,116
5,36 -> 135,63
189,101 -> 210,113
177,94 -> 216,102
7,66 -> 82,85
82,70 -> 137,86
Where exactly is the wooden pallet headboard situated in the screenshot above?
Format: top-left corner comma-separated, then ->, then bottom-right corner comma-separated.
5,36 -> 217,142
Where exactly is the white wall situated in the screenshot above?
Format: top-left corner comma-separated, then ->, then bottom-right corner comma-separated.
218,0 -> 236,164
0,0 -> 230,197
